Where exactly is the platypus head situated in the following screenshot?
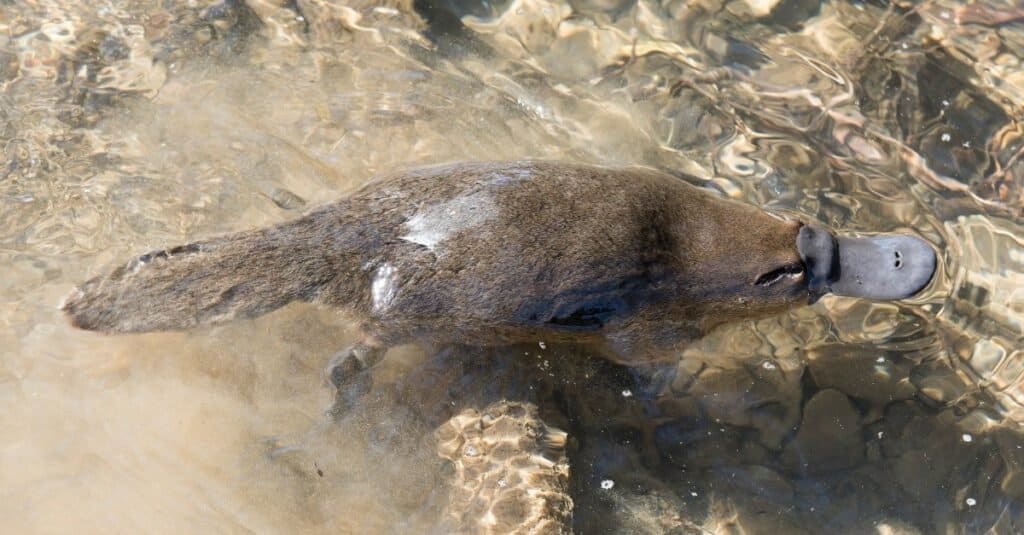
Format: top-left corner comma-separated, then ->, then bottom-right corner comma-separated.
675,196 -> 936,332
795,223 -> 937,304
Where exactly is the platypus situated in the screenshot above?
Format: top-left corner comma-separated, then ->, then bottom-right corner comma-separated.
62,161 -> 936,377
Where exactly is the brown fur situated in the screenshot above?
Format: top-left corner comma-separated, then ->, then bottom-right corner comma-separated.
62,161 -> 808,364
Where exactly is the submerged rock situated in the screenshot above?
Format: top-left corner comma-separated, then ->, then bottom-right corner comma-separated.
994,427 -> 1024,499
783,389 -> 864,475
806,345 -> 918,406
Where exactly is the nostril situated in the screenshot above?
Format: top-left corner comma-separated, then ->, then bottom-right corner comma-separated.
755,263 -> 804,287
894,250 -> 903,269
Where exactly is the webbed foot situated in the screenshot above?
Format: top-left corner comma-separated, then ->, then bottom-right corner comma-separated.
325,343 -> 386,418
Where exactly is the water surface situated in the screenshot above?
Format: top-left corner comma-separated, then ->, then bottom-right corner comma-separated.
3,0 -> 1024,532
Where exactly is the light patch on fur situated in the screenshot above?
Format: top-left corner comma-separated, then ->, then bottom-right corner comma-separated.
401,190 -> 497,253
371,263 -> 398,312
401,212 -> 447,252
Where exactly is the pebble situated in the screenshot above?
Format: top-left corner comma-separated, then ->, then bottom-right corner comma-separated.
783,389 -> 864,474
807,348 -> 916,405
687,364 -> 802,450
994,428 -> 1024,498
911,361 -> 970,405
714,464 -> 793,501
268,187 -> 306,210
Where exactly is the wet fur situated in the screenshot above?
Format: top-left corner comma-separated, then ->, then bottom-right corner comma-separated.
63,161 -> 807,364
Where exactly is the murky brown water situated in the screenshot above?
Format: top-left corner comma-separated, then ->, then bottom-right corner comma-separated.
3,0 -> 1024,533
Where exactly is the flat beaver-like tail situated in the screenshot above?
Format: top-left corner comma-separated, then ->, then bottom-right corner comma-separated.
62,213 -> 340,333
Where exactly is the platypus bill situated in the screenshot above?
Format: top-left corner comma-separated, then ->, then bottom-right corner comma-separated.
62,161 -> 936,369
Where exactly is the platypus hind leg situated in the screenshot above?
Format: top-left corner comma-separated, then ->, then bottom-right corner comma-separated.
326,341 -> 387,419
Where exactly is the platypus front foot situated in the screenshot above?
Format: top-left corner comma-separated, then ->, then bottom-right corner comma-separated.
325,342 -> 386,418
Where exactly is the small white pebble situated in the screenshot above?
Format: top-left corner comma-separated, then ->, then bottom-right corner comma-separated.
601,479 -> 614,490
901,42 -> 909,49
464,445 -> 478,457
963,433 -> 973,443
690,491 -> 699,497
966,497 -> 977,507
878,431 -> 885,439
296,15 -> 305,22
940,10 -> 951,19
942,99 -> 950,107
876,356 -> 886,363
497,479 -> 507,488
538,341 -> 547,350
762,361 -> 776,370
622,389 -> 633,398
941,133 -> 951,142
962,140 -> 971,148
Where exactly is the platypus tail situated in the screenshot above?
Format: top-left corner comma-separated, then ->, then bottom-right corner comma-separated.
62,212 -> 342,333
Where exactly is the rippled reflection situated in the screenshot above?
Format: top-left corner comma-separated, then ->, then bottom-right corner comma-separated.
3,0 -> 1024,532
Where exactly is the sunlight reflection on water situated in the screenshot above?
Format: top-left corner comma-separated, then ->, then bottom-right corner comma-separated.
3,0 -> 1024,532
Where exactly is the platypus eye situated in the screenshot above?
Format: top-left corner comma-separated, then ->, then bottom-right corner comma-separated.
754,263 -> 804,287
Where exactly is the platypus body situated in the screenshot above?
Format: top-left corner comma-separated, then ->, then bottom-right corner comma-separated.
62,161 -> 936,366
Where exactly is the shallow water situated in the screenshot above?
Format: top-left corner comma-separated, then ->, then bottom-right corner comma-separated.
2,0 -> 1024,533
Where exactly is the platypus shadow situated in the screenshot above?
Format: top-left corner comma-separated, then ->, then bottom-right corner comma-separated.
331,330 -> 1023,534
